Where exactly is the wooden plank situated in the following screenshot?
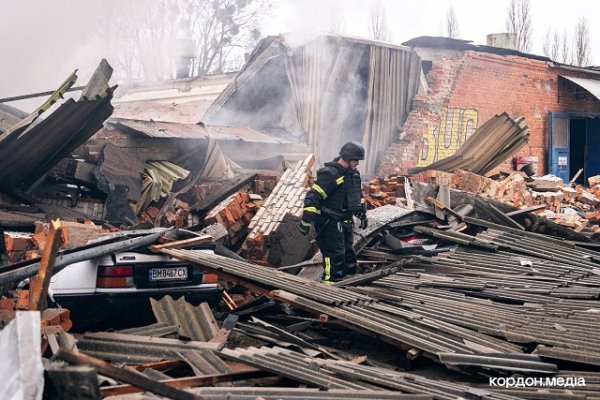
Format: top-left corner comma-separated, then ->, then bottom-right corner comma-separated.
29,219 -> 63,311
99,369 -> 272,397
504,204 -> 547,217
56,349 -> 201,400
426,196 -> 462,221
487,203 -> 525,230
208,314 -> 238,347
569,168 -> 584,187
82,332 -> 221,350
150,235 -> 213,252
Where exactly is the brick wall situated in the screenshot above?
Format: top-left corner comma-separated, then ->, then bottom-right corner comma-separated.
379,50 -> 600,176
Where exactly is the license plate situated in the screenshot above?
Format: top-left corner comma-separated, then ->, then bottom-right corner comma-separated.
149,267 -> 188,282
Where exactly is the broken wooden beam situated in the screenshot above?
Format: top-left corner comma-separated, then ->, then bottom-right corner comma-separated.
426,196 -> 462,221
150,235 -> 213,252
56,348 -> 201,400
28,219 -> 63,311
99,369 -> 272,397
208,314 -> 238,348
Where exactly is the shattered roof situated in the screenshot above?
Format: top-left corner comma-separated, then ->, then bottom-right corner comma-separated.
0,60 -> 114,192
105,118 -> 297,144
403,35 -> 552,62
111,73 -> 236,124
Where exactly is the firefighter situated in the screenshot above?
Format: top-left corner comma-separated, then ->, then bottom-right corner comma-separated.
298,141 -> 368,284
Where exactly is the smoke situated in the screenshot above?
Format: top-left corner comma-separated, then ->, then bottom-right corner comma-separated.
0,0 -> 109,111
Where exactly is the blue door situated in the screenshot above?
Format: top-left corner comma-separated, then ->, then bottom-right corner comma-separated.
549,112 -> 570,182
586,118 -> 600,180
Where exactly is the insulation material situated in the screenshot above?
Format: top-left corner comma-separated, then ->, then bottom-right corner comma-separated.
138,161 -> 190,212
0,312 -> 44,400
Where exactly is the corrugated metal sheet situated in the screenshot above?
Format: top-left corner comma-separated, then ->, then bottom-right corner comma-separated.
207,33 -> 420,177
0,96 -> 113,191
117,322 -> 179,337
107,118 -> 294,143
112,73 -> 235,124
160,249 -> 374,306
191,388 -> 427,400
361,46 -> 421,175
114,73 -> 235,104
411,113 -> 529,174
403,35 -> 552,62
178,349 -> 232,376
0,61 -> 113,192
0,71 -> 78,143
112,100 -> 214,125
219,346 -> 369,390
150,295 -> 219,341
560,75 -> 600,100
77,331 -> 220,364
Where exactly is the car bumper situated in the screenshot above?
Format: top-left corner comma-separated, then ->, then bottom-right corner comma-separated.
53,287 -> 222,330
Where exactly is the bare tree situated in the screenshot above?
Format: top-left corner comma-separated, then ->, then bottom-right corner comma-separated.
574,17 -> 591,66
368,0 -> 391,42
560,30 -> 571,64
444,6 -> 460,38
97,0 -> 271,83
505,0 -> 532,52
542,29 -> 560,61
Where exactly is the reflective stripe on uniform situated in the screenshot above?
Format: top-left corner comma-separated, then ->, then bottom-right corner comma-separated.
336,176 -> 344,185
323,256 -> 331,282
311,183 -> 327,199
303,206 -> 320,214
360,198 -> 365,204
300,221 -> 311,227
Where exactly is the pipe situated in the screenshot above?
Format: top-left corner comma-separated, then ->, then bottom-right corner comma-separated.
0,230 -> 167,285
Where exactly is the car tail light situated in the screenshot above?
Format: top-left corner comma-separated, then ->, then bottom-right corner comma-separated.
97,265 -> 134,288
202,273 -> 218,284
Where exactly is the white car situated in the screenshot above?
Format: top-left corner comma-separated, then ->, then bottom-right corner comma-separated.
49,247 -> 221,328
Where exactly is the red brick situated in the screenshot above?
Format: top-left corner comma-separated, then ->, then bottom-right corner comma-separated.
146,206 -> 160,219
219,208 -> 236,227
4,234 -> 31,252
228,203 -> 241,220
31,232 -> 47,252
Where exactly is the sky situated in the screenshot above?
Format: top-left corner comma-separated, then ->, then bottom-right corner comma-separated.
0,0 -> 598,111
262,0 -> 599,57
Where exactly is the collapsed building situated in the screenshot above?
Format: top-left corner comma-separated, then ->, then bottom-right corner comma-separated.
4,33 -> 600,399
381,36 -> 600,183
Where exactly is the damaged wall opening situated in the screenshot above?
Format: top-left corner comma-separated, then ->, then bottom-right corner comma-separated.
550,112 -> 600,184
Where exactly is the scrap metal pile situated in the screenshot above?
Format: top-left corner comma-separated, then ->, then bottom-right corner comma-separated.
5,92 -> 600,400
5,182 -> 600,398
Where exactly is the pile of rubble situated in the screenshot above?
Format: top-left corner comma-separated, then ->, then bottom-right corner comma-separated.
5,186 -> 600,398
204,192 -> 262,247
5,73 -> 600,399
409,168 -> 600,233
243,154 -> 315,263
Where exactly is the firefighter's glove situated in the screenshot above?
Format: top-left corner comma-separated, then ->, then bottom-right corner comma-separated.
298,220 -> 311,236
359,216 -> 368,230
355,208 -> 367,229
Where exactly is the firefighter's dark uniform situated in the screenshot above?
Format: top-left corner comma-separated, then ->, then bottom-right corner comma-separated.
300,158 -> 365,283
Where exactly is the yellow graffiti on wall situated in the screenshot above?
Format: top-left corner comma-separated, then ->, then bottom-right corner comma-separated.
418,108 -> 479,167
